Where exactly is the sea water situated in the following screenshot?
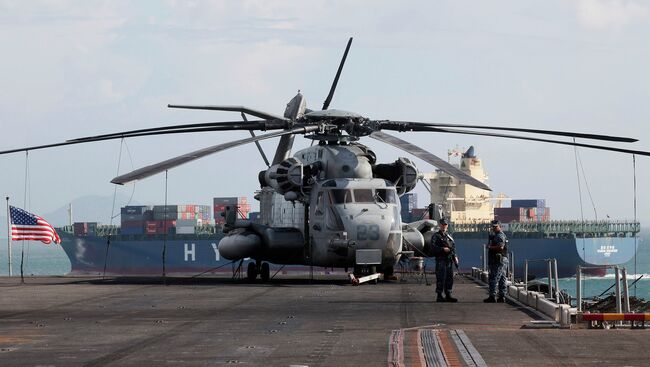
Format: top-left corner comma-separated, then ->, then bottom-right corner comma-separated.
0,238 -> 71,276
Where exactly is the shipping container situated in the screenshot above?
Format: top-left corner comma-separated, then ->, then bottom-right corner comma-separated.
400,213 -> 412,223
86,222 -> 98,235
410,208 -> 430,221
153,205 -> 179,214
121,226 -> 144,235
120,220 -> 144,228
399,193 -> 418,210
73,222 -> 88,236
176,219 -> 200,226
494,207 -> 526,216
495,215 -> 527,223
121,213 -> 145,221
145,221 -> 158,234
176,226 -> 196,234
153,212 -> 180,220
120,206 -> 151,215
143,210 -> 154,221
511,199 -> 546,208
214,203 -> 251,220
213,197 -> 248,206
213,197 -> 239,205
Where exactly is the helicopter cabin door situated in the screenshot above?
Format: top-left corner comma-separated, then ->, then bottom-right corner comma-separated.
310,188 -> 350,266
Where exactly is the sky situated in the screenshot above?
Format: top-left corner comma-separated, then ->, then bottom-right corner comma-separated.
1,0 -> 649,226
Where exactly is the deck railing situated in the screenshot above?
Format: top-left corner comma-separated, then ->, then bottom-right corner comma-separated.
451,220 -> 640,236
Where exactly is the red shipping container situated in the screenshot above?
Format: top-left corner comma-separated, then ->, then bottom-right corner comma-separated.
73,222 -> 88,236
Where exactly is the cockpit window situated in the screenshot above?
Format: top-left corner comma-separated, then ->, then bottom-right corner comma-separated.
353,189 -> 374,203
330,189 -> 352,204
375,189 -> 397,204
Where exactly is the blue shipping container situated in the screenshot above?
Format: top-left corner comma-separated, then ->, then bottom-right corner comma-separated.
121,206 -> 151,215
121,227 -> 145,235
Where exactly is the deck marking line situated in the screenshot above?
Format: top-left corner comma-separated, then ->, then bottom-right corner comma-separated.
449,330 -> 476,367
388,329 -> 405,367
453,330 -> 487,367
420,329 -> 447,367
415,329 -> 426,367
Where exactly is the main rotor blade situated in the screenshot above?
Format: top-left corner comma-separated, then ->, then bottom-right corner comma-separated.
369,131 -> 492,191
322,37 -> 353,111
111,125 -> 319,185
68,119 -> 285,142
381,124 -> 650,157
168,104 -> 287,121
0,123 -> 288,156
382,121 -> 637,143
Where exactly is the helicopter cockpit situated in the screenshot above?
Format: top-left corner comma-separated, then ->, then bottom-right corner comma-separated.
309,178 -> 403,268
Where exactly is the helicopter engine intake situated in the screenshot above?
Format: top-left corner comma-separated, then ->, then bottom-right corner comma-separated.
263,157 -> 304,194
372,157 -> 418,195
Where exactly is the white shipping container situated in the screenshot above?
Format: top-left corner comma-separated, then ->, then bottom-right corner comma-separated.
176,226 -> 196,234
176,219 -> 200,226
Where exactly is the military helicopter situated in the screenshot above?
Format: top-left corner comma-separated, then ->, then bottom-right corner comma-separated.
2,38 -> 649,282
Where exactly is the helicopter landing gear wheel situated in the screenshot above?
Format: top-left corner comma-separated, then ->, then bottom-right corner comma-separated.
260,262 -> 270,282
247,262 -> 258,281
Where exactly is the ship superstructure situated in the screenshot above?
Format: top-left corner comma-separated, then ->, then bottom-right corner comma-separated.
422,146 -> 494,223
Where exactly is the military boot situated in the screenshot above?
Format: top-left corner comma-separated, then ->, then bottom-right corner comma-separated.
483,296 -> 496,303
445,293 -> 458,303
436,293 -> 446,302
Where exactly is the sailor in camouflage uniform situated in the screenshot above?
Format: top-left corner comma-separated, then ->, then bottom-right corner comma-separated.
484,220 -> 509,303
431,218 -> 458,302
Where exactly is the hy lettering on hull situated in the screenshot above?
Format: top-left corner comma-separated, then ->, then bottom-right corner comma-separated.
183,243 -> 221,262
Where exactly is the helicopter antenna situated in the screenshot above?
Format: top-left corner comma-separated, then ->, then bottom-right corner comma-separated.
322,37 -> 353,110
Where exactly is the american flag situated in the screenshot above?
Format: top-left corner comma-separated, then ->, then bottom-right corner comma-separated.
10,206 -> 61,245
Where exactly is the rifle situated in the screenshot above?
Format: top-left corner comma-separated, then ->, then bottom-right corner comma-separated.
444,233 -> 460,270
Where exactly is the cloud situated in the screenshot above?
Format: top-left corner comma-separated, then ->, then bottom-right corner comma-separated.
575,0 -> 650,30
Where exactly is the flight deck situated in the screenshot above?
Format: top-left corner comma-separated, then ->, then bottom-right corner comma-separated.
0,275 -> 647,366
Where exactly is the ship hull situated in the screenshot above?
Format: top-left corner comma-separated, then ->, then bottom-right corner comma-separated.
446,236 -> 638,278
60,233 -> 638,278
59,233 -> 344,276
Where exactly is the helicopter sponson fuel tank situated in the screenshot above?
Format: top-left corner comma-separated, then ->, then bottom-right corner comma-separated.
218,223 -> 306,265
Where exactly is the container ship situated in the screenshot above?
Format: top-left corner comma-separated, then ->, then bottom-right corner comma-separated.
58,147 -> 640,278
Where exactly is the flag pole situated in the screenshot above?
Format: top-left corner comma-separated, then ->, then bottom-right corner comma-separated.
6,197 -> 11,277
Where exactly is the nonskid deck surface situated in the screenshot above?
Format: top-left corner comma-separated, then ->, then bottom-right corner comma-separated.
0,275 -> 647,366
